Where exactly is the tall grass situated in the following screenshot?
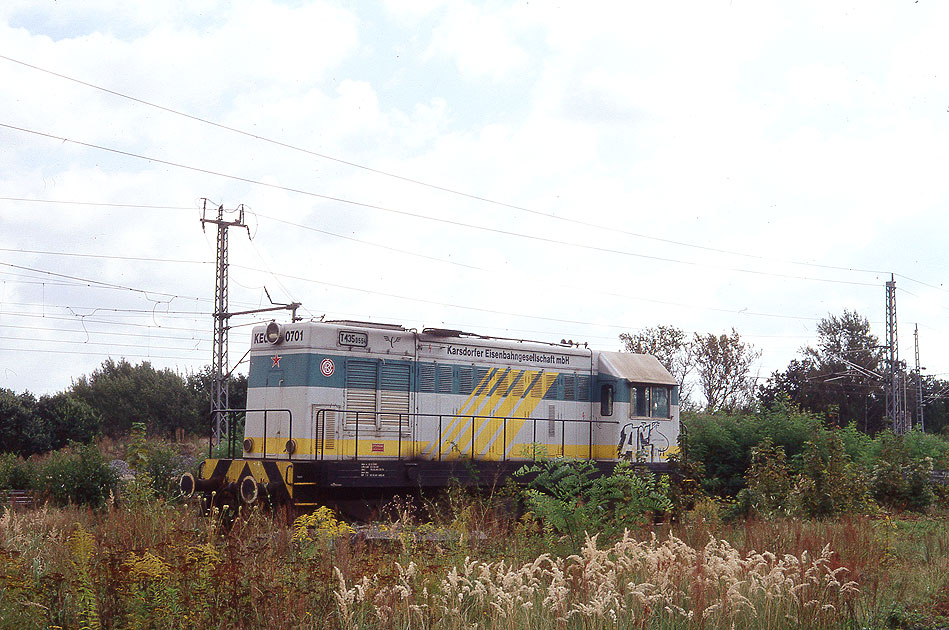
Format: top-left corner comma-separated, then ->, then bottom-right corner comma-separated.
0,500 -> 947,628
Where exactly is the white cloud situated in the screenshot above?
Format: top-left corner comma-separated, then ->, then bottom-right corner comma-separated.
1,0 -> 948,405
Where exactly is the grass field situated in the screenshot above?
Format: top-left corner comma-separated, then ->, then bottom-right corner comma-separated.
1,494 -> 948,629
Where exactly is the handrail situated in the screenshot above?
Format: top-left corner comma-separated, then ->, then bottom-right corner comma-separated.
210,407 -> 617,462
208,408 -> 293,459
312,409 -> 618,462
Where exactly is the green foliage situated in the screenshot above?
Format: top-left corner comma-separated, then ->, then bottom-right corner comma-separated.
692,328 -> 761,413
0,388 -> 100,456
790,429 -> 868,518
125,423 -> 191,502
682,402 -> 821,496
34,443 -> 119,510
0,452 -> 34,490
516,458 -> 672,544
837,422 -> 876,468
760,310 -> 885,431
739,437 -> 792,518
70,358 -> 203,436
67,523 -> 101,630
902,428 -> 949,462
871,432 -> 935,513
35,392 -> 101,448
122,471 -> 158,513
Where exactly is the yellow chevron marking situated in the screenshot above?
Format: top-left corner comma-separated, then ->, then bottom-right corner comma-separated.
486,370 -> 559,459
424,367 -> 497,456
450,368 -> 519,459
435,367 -> 506,459
474,370 -> 541,458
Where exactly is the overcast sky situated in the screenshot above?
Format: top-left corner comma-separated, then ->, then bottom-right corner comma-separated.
1,0 -> 946,402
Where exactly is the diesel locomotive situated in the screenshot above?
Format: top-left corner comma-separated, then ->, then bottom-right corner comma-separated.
181,319 -> 680,510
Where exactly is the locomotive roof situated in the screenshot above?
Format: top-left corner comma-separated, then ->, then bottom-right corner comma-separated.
597,351 -> 677,386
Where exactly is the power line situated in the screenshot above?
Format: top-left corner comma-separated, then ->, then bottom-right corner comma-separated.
1,300 -> 209,316
11,196 -> 949,293
0,246 -> 211,265
0,321 -> 209,343
0,196 -> 192,210
0,54 -> 895,277
0,310 -> 206,333
0,227 -> 933,347
0,345 -> 203,362
8,198 -> 948,299
0,123 -> 883,289
240,264 -> 824,326
0,259 -> 192,302
4,334 -> 208,353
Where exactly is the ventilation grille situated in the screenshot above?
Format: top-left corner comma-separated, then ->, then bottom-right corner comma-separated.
419,363 -> 436,393
380,363 -> 410,431
436,365 -> 453,394
577,375 -> 591,402
313,407 -> 336,451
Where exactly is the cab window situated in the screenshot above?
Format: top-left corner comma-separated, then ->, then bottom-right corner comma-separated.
600,384 -> 614,416
631,385 -> 671,418
652,387 -> 669,418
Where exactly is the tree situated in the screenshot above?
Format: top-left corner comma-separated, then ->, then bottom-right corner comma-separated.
185,367 -> 248,436
693,329 -> 760,413
0,390 -> 100,456
759,310 -> 884,430
35,392 -> 101,448
70,359 -> 202,436
620,325 -> 696,409
0,389 -> 46,456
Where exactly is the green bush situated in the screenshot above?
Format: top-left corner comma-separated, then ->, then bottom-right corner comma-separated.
790,429 -> 868,518
738,437 -> 792,518
683,403 -> 822,497
125,423 -> 192,502
0,452 -> 34,490
516,458 -> 672,544
34,443 -> 119,510
871,432 -> 934,513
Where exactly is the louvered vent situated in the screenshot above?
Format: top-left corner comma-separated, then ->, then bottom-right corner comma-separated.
458,367 -> 474,394
437,365 -> 453,393
345,359 -> 377,428
577,375 -> 591,401
380,363 -> 410,431
474,367 -> 491,394
313,406 -> 336,452
528,372 -> 543,398
419,363 -> 436,393
510,371 -> 526,398
543,373 -> 559,400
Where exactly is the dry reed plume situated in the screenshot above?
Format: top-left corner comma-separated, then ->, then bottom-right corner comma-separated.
334,530 -> 859,629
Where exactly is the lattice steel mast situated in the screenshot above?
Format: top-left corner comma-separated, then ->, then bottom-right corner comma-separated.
200,201 -> 249,445
885,274 -> 908,434
915,324 -> 924,432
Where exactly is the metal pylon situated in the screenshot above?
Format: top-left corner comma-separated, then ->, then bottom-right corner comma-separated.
200,201 -> 248,445
885,275 -> 908,434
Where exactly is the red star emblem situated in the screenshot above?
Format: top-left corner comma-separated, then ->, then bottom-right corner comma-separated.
272,353 -> 281,368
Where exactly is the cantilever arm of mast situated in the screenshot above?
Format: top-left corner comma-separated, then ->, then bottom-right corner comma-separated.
225,302 -> 302,319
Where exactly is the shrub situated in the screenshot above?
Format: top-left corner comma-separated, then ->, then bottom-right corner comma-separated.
790,429 -> 868,518
738,437 -> 792,517
871,432 -> 935,512
125,422 -> 192,501
516,458 -> 672,544
682,404 -> 822,497
34,443 -> 119,509
0,452 -> 34,490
